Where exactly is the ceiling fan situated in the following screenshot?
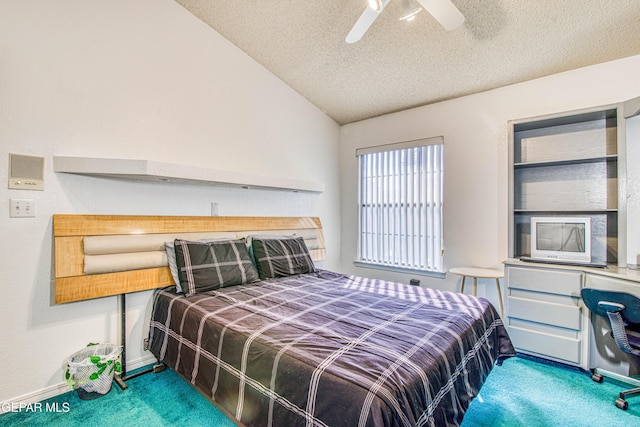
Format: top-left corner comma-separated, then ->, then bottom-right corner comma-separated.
346,0 -> 465,43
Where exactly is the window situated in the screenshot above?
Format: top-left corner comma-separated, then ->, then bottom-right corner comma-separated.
356,137 -> 444,274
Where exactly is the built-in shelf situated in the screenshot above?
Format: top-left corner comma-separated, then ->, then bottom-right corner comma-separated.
53,156 -> 324,193
514,155 -> 617,169
514,209 -> 618,213
509,104 -> 621,265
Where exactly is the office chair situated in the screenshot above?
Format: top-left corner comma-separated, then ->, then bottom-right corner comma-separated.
581,288 -> 640,410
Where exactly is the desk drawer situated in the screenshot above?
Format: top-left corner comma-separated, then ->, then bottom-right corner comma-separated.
508,296 -> 581,330
508,266 -> 582,296
585,274 -> 640,294
508,326 -> 582,365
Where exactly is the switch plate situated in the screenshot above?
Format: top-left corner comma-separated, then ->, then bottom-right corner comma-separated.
10,199 -> 35,217
211,203 -> 219,216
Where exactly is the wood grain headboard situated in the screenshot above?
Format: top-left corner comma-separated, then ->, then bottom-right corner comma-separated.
53,215 -> 325,304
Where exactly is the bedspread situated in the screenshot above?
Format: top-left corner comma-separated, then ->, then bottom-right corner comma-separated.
148,270 -> 514,427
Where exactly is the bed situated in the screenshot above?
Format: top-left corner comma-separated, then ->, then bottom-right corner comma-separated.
53,214 -> 514,427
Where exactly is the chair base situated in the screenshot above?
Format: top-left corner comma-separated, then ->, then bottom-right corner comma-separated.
592,368 -> 640,410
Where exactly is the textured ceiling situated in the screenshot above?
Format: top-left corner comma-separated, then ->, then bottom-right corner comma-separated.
175,0 -> 640,125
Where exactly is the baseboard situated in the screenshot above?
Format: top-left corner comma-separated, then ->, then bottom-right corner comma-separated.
123,353 -> 159,374
0,354 -> 158,414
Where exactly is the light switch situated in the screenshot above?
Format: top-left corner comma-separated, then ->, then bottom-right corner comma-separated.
10,199 -> 35,217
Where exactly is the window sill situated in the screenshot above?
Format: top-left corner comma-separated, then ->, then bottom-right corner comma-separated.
353,261 -> 446,279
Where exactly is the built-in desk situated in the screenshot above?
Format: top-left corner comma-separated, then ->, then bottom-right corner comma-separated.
504,260 -> 640,374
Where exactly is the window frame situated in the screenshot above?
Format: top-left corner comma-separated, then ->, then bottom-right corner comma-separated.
355,137 -> 444,277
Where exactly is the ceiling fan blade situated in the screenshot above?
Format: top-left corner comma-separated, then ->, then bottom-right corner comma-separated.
345,1 -> 390,44
416,0 -> 465,30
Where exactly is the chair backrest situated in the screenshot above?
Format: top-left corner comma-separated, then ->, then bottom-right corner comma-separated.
581,288 -> 640,324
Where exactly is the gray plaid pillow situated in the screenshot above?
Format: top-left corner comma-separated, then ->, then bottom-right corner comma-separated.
165,238 -> 232,294
251,236 -> 315,279
174,238 -> 259,296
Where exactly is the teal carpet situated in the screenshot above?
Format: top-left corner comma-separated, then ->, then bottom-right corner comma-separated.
0,366 -> 235,427
461,356 -> 639,427
2,356 -> 638,426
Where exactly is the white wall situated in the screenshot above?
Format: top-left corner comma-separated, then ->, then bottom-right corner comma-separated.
0,0 -> 340,405
340,55 -> 640,306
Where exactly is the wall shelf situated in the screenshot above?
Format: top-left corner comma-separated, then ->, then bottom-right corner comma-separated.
53,156 -> 324,193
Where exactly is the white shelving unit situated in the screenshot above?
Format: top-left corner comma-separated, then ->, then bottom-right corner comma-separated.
504,97 -> 640,369
509,107 -> 620,266
53,156 -> 324,193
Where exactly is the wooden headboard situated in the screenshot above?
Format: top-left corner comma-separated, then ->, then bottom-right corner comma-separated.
53,215 -> 325,304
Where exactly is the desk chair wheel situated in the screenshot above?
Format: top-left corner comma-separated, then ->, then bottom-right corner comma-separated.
591,373 -> 604,383
615,397 -> 628,410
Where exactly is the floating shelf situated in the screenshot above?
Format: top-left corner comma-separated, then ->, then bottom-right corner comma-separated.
53,156 -> 324,193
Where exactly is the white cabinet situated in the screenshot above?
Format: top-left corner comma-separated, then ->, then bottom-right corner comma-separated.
505,97 -> 640,369
505,263 -> 588,368
505,261 -> 640,372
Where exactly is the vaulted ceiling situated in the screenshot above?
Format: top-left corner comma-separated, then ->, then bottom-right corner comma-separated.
175,0 -> 640,125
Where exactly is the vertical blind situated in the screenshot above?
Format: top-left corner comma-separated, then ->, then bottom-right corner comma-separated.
356,138 -> 444,272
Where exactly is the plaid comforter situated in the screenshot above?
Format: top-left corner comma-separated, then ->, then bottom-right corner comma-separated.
148,270 -> 514,427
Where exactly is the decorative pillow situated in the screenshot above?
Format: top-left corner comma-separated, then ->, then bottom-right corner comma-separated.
165,238 -> 231,293
251,236 -> 315,279
174,238 -> 259,297
245,234 -> 294,265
